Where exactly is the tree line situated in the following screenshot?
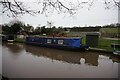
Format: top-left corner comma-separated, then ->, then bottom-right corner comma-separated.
1,20 -> 65,36
1,20 -> 120,36
70,23 -> 120,32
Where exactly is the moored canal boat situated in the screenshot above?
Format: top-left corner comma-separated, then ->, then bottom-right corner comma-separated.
25,36 -> 88,51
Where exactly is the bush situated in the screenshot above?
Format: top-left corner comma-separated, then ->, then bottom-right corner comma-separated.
14,38 -> 25,43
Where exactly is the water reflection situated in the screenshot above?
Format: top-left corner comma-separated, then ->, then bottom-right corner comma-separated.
3,43 -> 120,66
25,45 -> 101,66
2,43 -> 24,56
2,43 -> 120,78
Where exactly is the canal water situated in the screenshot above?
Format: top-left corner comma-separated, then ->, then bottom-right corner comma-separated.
1,43 -> 120,78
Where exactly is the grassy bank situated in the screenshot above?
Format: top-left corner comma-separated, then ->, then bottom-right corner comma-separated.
97,38 -> 120,52
82,37 -> 120,52
14,38 -> 25,43
100,28 -> 119,38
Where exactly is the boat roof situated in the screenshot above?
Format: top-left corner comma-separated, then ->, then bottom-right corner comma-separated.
28,36 -> 82,39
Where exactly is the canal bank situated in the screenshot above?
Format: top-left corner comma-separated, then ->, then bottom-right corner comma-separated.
11,38 -> 115,55
89,47 -> 113,54
3,35 -> 119,55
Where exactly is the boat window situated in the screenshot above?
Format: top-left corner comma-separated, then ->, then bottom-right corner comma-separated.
32,39 -> 34,41
47,39 -> 52,44
58,40 -> 63,45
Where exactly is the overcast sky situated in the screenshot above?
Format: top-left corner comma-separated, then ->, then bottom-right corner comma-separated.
1,0 -> 119,28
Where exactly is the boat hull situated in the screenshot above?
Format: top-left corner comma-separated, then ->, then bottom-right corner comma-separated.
25,37 -> 88,51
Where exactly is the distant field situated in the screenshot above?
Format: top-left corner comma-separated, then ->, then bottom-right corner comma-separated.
100,28 -> 120,38
66,32 -> 86,37
67,28 -> 119,38
66,32 -> 99,37
100,28 -> 119,33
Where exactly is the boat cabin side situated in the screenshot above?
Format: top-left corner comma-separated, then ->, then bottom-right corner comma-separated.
26,37 -> 88,49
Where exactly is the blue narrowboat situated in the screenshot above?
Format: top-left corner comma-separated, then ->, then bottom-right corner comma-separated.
25,37 -> 88,51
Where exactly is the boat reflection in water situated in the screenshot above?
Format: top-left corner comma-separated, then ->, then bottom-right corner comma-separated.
2,43 -> 120,78
25,45 -> 100,66
3,43 -> 120,65
25,44 -> 120,66
3,43 -> 24,53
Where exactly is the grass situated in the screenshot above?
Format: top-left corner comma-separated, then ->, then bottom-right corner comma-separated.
82,36 -> 120,52
97,37 -> 120,51
100,28 -> 119,33
14,38 -> 25,43
82,37 -> 86,45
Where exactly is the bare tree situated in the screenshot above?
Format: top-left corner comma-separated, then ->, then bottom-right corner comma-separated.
0,0 -> 120,17
0,0 -> 36,17
47,21 -> 54,28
